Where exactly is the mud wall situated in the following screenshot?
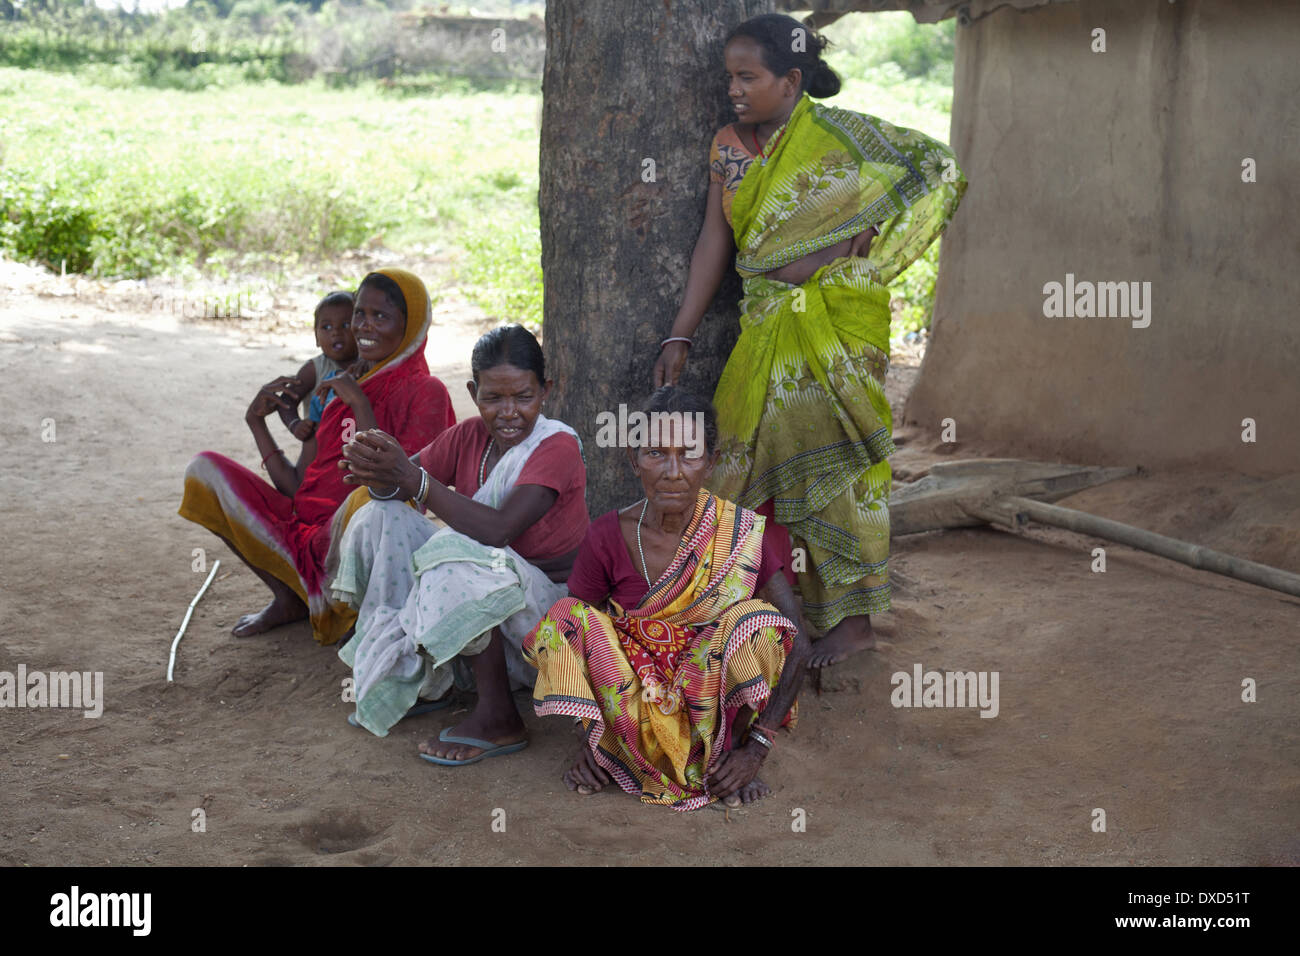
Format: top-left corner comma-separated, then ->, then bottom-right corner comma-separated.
908,0 -> 1299,476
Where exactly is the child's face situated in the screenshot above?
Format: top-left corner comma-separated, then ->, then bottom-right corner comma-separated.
316,305 -> 357,362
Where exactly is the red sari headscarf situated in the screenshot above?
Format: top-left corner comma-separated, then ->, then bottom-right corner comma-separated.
179,267 -> 455,644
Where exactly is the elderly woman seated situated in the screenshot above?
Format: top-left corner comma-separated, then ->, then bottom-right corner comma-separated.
523,386 -> 811,810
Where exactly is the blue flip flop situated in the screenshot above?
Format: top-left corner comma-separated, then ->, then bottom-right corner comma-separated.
417,727 -> 529,766
347,696 -> 452,728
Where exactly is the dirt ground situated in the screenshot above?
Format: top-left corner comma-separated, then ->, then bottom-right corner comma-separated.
1,256 -> 1296,866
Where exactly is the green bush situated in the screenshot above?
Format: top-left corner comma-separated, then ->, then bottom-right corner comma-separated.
890,239 -> 942,336
822,12 -> 955,84
0,172 -> 102,273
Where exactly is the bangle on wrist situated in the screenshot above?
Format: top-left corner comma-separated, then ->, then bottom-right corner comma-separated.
660,336 -> 692,351
414,468 -> 430,508
747,729 -> 773,752
368,484 -> 403,500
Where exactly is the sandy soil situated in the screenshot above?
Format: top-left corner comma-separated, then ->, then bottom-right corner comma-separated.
1,257 -> 1296,866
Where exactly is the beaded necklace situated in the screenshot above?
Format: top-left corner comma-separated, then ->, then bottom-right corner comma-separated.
635,499 -> 652,585
478,439 -> 497,488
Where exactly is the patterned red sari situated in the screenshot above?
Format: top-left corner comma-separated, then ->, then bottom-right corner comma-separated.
524,492 -> 796,811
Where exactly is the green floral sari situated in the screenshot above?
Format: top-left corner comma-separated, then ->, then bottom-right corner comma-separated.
710,93 -> 966,630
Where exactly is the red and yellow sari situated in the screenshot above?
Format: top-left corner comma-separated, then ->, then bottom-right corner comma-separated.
178,268 -> 455,645
524,492 -> 795,811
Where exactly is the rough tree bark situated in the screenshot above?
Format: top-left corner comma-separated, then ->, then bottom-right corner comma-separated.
540,0 -> 773,518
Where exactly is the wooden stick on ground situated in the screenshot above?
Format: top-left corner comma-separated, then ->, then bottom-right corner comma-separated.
168,560 -> 221,682
890,459 -> 1139,536
961,496 -> 1300,600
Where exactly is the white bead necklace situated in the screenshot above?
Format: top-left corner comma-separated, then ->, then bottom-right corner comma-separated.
635,498 -> 652,584
478,439 -> 497,488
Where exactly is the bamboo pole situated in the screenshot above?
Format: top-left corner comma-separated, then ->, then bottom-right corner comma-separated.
961,496 -> 1300,599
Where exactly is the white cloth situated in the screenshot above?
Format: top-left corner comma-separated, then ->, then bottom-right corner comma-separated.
331,416 -> 578,735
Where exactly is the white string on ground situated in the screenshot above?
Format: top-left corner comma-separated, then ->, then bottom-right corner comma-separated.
167,560 -> 220,683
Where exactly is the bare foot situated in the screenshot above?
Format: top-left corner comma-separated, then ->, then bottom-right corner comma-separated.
736,777 -> 771,804
806,614 -> 876,669
417,710 -> 526,763
231,598 -> 306,637
715,777 -> 772,809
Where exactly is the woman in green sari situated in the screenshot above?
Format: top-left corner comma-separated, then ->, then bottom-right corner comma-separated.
654,13 -> 966,668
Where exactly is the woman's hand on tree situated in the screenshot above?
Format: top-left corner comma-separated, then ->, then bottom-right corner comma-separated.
653,341 -> 689,388
246,376 -> 298,422
339,429 -> 418,492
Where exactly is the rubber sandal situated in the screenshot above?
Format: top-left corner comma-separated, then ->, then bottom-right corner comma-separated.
417,727 -> 529,766
347,696 -> 452,728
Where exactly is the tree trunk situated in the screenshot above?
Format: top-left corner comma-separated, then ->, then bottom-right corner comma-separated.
540,0 -> 773,518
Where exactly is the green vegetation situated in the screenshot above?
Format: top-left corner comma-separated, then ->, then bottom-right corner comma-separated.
824,11 -> 955,88
0,4 -> 953,333
890,241 -> 943,336
822,14 -> 956,337
0,67 -> 543,323
0,1 -> 545,88
1,1 -> 324,87
824,14 -> 954,143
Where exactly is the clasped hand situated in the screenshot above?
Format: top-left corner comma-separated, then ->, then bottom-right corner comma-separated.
339,429 -> 416,492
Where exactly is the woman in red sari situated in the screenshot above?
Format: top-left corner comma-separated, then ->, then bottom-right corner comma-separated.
179,268 -> 455,645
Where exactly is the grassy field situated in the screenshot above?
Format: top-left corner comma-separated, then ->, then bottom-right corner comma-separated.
0,12 -> 955,334
0,68 -> 543,323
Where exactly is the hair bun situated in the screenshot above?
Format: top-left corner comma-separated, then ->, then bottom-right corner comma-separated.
807,60 -> 841,99
727,14 -> 842,100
